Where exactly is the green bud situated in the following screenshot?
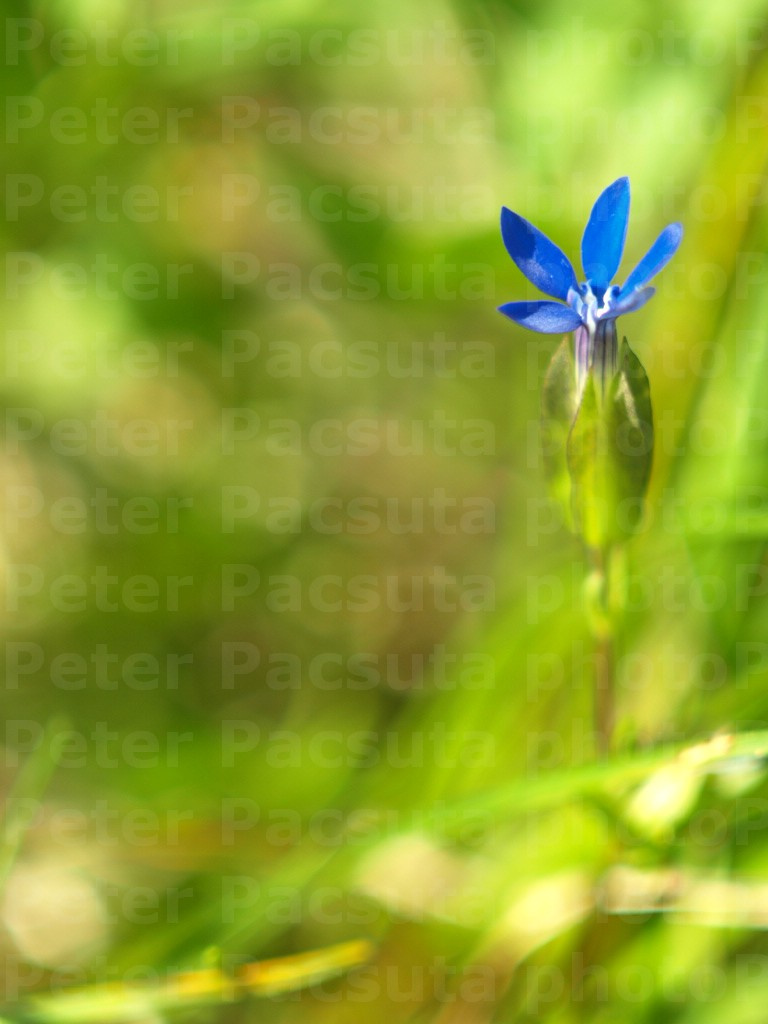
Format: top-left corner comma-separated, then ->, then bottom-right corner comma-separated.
541,334 -> 654,547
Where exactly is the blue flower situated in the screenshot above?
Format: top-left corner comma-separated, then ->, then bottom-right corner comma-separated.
498,177 -> 682,339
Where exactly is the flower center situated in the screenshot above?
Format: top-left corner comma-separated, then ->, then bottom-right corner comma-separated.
569,282 -> 623,334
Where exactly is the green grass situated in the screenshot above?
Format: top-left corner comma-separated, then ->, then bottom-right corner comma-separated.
3,1 -> 768,1022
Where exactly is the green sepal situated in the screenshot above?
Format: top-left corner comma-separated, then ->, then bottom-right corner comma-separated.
567,338 -> 653,547
540,337 -> 579,530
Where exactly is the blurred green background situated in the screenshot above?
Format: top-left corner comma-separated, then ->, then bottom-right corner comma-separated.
3,0 -> 768,1021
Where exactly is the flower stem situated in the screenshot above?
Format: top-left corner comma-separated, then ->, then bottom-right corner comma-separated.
595,627 -> 615,757
585,546 -> 617,756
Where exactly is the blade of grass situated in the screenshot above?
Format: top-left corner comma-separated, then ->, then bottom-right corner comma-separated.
362,731 -> 768,841
11,939 -> 373,1024
0,717 -> 71,894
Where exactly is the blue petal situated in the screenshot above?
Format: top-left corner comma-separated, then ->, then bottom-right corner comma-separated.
620,223 -> 683,296
605,286 -> 655,318
498,301 -> 584,333
581,177 -> 630,291
500,207 -> 578,301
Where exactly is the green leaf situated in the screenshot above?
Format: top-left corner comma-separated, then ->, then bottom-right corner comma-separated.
567,338 -> 654,546
540,337 -> 579,527
609,337 -> 654,532
378,732 -> 768,838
